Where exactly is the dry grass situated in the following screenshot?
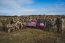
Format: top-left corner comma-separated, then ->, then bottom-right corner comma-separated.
0,28 -> 65,43
0,16 -> 65,43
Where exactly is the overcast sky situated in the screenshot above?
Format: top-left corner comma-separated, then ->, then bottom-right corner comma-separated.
0,0 -> 65,16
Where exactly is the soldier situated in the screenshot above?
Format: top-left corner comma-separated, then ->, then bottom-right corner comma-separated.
10,18 -> 14,24
6,18 -> 15,33
50,18 -> 56,32
55,16 -> 62,33
2,20 -> 7,32
6,23 -> 14,33
16,21 -> 23,30
45,17 -> 52,32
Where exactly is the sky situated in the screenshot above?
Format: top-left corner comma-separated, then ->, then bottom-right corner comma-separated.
0,0 -> 65,16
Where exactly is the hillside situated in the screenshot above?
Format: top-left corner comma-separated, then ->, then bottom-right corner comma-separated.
0,28 -> 65,43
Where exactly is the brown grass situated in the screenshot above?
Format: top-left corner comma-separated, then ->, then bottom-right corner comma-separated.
0,28 -> 65,43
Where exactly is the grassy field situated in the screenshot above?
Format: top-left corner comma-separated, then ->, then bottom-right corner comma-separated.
0,16 -> 65,43
0,28 -> 65,43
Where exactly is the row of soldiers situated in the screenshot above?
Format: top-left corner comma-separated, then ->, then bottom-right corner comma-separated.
44,16 -> 62,33
36,16 -> 63,33
1,17 -> 24,33
2,16 -> 63,33
48,16 -> 62,33
26,16 -> 63,33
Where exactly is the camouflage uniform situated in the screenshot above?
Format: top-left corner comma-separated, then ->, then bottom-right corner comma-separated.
5,18 -> 16,33
16,21 -> 23,30
1,20 -> 6,32
45,18 -> 52,31
55,17 -> 62,33
6,23 -> 15,33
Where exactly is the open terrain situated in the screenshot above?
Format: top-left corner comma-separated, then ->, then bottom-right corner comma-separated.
0,16 -> 65,43
0,28 -> 65,43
